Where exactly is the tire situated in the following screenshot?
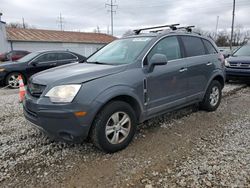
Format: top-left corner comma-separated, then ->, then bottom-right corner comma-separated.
200,80 -> 222,112
5,72 -> 24,89
91,101 -> 137,153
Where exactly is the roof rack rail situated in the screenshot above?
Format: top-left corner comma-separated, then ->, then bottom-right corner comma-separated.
133,24 -> 180,35
173,25 -> 195,32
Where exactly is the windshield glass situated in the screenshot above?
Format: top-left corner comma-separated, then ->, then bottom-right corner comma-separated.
233,45 -> 250,56
16,52 -> 40,62
87,37 -> 153,65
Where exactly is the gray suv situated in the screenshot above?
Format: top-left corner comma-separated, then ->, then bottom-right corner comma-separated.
23,25 -> 225,153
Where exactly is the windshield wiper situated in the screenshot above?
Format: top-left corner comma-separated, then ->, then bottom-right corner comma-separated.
86,61 -> 109,65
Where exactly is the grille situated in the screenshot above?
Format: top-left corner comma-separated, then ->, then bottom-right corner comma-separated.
27,82 -> 46,98
229,62 -> 250,69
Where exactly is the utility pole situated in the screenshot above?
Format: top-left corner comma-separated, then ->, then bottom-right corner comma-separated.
106,0 -> 118,36
230,0 -> 236,51
22,17 -> 26,29
215,16 -> 219,40
57,13 -> 64,31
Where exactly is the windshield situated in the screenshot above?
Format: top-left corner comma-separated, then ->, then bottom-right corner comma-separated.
233,45 -> 250,56
87,37 -> 153,65
16,52 -> 40,62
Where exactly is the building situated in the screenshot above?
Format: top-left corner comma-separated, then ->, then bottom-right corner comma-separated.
0,21 -> 116,57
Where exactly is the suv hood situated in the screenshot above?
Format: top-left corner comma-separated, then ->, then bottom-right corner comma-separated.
227,56 -> 250,64
31,63 -> 127,86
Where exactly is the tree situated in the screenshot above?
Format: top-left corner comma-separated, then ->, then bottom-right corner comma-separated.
7,22 -> 35,29
216,32 -> 229,47
122,30 -> 134,37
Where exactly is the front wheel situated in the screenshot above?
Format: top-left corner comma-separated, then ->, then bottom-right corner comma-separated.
5,72 -> 24,89
200,80 -> 222,112
91,101 -> 137,153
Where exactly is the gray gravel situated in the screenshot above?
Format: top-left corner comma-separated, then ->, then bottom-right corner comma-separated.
140,117 -> 250,188
0,83 -> 249,187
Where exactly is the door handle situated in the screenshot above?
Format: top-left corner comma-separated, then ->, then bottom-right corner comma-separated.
50,63 -> 57,66
179,68 -> 188,73
206,62 -> 213,66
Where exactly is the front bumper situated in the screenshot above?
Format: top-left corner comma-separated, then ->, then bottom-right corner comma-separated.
225,67 -> 250,81
23,94 -> 95,143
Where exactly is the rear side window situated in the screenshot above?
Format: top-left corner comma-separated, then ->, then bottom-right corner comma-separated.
57,53 -> 77,60
203,39 -> 217,54
181,36 -> 206,57
147,36 -> 181,61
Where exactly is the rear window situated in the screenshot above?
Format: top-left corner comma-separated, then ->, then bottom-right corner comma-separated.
181,36 -> 206,57
57,53 -> 77,60
203,39 -> 217,54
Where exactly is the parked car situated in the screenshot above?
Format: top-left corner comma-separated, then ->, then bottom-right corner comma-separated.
225,43 -> 250,83
23,26 -> 225,153
0,50 -> 30,62
218,47 -> 231,58
0,50 -> 86,88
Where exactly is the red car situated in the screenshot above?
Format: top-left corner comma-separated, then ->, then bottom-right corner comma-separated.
0,50 -> 30,62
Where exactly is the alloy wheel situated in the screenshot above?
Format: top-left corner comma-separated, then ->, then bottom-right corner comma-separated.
105,111 -> 131,144
209,86 -> 219,106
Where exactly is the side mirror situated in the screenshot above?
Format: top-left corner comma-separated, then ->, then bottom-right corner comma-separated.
31,61 -> 38,66
223,53 -> 231,59
149,53 -> 168,67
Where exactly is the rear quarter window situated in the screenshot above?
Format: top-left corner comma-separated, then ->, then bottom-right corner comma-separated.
203,39 -> 217,54
181,36 -> 206,57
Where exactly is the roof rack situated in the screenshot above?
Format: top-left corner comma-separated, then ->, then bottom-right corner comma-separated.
173,25 -> 195,32
133,24 -> 180,35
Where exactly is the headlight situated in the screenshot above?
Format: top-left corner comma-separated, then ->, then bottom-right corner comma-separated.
0,68 -> 5,72
225,59 -> 230,67
45,85 -> 81,103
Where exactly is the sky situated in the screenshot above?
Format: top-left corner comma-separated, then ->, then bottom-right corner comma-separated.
0,0 -> 250,37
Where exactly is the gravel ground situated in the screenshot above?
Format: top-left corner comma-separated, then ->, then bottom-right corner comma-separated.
0,83 -> 249,187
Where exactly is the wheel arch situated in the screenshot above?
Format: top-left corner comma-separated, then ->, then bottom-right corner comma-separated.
4,71 -> 26,85
94,94 -> 143,124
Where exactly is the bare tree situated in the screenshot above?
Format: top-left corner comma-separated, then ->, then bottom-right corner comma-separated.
7,22 -> 35,29
122,29 -> 134,37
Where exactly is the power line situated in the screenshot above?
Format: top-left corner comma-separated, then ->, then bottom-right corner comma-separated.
106,0 -> 118,35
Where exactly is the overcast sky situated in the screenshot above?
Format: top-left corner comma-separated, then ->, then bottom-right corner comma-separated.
0,0 -> 250,36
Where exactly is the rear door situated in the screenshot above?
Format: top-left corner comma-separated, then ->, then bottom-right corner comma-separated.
145,36 -> 189,115
56,52 -> 78,66
180,36 -> 214,100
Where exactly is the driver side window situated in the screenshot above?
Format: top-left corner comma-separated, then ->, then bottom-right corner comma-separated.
34,53 -> 57,64
147,36 -> 181,64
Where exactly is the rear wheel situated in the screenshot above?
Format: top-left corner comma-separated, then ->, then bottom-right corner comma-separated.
91,101 -> 137,153
5,72 -> 23,89
200,80 -> 222,111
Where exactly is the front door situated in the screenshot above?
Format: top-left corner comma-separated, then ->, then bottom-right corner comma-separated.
145,36 -> 188,116
26,53 -> 58,77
